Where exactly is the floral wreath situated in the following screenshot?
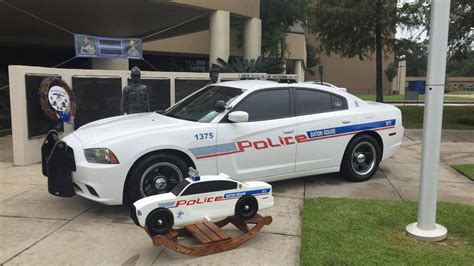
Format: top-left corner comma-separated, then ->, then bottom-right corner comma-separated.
38,77 -> 76,125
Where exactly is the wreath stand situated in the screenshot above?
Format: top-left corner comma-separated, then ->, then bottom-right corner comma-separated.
146,214 -> 272,256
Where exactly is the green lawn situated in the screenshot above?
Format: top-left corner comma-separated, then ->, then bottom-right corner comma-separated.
398,106 -> 474,130
301,198 -> 474,265
452,164 -> 474,181
447,90 -> 474,95
354,93 -> 474,102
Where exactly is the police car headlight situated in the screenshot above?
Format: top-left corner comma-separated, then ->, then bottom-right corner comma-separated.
84,148 -> 119,164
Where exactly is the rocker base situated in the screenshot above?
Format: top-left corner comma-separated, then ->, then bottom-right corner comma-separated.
146,214 -> 272,257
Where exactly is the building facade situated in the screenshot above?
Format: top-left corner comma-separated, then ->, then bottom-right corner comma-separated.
0,0 -> 391,93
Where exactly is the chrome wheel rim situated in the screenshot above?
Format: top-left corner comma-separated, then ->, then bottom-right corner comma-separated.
351,142 -> 376,176
140,162 -> 183,197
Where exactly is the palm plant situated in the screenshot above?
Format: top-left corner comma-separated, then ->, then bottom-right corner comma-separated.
211,56 -> 284,74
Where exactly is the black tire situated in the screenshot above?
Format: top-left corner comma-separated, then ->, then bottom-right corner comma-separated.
340,134 -> 381,182
235,195 -> 258,220
125,153 -> 188,204
146,208 -> 174,236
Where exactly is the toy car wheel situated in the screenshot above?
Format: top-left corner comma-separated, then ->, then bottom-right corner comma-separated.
340,134 -> 381,182
125,153 -> 189,203
235,195 -> 258,220
146,208 -> 174,236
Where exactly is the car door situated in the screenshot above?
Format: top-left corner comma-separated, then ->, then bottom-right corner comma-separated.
216,88 -> 297,180
294,88 -> 355,172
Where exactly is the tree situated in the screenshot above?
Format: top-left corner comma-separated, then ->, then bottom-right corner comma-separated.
395,39 -> 428,77
406,0 -> 473,60
305,42 -> 321,75
260,0 -> 311,60
384,63 -> 397,94
394,0 -> 472,77
447,50 -> 474,77
308,0 -> 399,102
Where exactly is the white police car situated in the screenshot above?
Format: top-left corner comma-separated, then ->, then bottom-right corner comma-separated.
130,171 -> 273,236
42,79 -> 403,205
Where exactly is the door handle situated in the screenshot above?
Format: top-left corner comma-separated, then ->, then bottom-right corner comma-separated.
341,120 -> 352,124
283,128 -> 295,134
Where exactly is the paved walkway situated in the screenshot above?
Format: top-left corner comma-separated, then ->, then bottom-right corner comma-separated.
0,129 -> 473,265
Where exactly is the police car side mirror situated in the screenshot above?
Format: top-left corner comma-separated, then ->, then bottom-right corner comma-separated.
214,100 -> 226,113
228,111 -> 249,123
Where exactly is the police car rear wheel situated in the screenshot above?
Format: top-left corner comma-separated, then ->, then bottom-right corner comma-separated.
235,195 -> 258,220
340,134 -> 381,182
126,153 -> 188,203
146,208 -> 174,236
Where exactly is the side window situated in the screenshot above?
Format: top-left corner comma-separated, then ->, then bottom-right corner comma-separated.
295,89 -> 332,115
233,89 -> 290,122
331,95 -> 346,110
295,89 -> 347,116
181,181 -> 237,196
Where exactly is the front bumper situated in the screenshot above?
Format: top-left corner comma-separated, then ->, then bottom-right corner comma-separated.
42,131 -> 129,205
41,130 -> 76,197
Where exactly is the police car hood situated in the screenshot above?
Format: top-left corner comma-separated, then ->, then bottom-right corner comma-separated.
71,112 -> 192,147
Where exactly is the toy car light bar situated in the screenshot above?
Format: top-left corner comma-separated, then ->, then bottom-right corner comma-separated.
188,167 -> 200,181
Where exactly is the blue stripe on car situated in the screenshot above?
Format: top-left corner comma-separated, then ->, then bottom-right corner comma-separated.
307,119 -> 396,138
224,188 -> 271,199
190,119 -> 396,158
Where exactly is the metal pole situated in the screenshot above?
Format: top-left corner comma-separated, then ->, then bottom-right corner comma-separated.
406,0 -> 450,241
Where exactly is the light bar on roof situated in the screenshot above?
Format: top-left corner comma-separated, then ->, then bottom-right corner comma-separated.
267,74 -> 298,80
239,73 -> 268,80
239,73 -> 298,81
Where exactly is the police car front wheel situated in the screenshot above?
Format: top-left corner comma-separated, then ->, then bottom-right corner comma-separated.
125,153 -> 188,204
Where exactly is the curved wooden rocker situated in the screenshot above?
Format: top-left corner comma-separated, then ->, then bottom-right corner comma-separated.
146,214 -> 272,256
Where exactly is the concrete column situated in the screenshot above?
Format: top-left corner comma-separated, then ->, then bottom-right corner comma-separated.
92,58 -> 129,70
293,60 -> 304,82
243,18 -> 262,60
397,57 -> 407,95
209,10 -> 230,67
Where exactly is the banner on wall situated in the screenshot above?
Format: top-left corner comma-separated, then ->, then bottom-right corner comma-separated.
74,34 -> 143,59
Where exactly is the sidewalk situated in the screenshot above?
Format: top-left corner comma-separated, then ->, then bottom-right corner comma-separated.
305,129 -> 474,204
0,129 -> 473,265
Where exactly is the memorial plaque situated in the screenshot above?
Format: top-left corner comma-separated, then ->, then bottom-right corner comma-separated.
72,76 -> 122,129
25,74 -> 64,138
127,78 -> 170,111
175,79 -> 209,102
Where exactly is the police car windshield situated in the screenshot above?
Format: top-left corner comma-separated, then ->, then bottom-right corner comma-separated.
162,86 -> 243,122
171,180 -> 190,196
